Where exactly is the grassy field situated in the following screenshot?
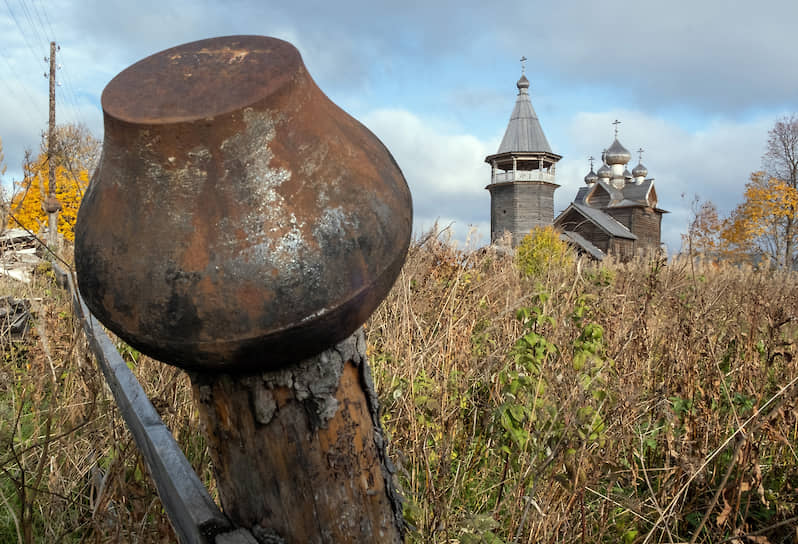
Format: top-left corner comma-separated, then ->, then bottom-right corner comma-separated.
1,236 -> 797,543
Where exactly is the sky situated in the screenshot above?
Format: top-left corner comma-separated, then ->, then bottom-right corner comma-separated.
0,0 -> 796,254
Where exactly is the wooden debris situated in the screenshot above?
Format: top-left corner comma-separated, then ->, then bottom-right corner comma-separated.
0,295 -> 32,339
0,228 -> 45,284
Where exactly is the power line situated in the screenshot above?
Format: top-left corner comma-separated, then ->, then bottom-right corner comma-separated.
35,0 -> 55,41
53,48 -> 83,123
20,0 -> 81,123
0,47 -> 43,125
2,0 -> 44,63
26,0 -> 51,42
17,0 -> 48,49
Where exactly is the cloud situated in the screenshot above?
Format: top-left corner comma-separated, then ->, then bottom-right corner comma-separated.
360,108 -> 497,242
0,0 -> 792,257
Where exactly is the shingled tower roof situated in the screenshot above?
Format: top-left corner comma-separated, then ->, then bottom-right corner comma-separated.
496,75 -> 553,154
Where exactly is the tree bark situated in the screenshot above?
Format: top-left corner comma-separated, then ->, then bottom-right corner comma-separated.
188,328 -> 404,544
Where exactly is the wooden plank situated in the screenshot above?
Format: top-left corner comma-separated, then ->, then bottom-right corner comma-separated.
55,265 -> 239,544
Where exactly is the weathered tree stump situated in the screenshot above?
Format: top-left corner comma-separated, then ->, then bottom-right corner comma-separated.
189,329 -> 402,543
74,35 -> 411,543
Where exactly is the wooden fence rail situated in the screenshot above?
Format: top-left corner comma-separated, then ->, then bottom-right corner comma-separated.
54,264 -> 258,544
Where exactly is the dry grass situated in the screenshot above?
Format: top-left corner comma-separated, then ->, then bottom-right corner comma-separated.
0,235 -> 796,543
368,233 -> 798,543
0,260 -> 206,543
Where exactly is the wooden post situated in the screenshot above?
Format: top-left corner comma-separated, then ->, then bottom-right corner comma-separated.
74,36 -> 412,543
188,329 -> 403,543
45,41 -> 62,252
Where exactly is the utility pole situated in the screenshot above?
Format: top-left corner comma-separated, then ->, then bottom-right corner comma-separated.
44,41 -> 61,251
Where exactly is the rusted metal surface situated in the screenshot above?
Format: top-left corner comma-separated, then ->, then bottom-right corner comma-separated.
75,36 -> 412,371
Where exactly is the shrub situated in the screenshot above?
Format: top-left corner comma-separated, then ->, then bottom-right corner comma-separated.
515,225 -> 574,277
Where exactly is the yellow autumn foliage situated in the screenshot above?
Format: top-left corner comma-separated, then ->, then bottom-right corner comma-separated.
720,171 -> 798,265
516,225 -> 574,277
8,153 -> 90,242
7,124 -> 98,242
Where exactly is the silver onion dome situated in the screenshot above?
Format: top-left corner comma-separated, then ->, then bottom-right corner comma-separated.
517,74 -> 530,91
584,168 -> 598,185
605,138 -> 632,165
632,162 -> 648,178
597,163 -> 611,179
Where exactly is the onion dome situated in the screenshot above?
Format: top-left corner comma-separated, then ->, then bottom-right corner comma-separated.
605,138 -> 631,165
584,168 -> 598,185
596,163 -> 611,179
632,162 -> 648,178
517,74 -> 530,91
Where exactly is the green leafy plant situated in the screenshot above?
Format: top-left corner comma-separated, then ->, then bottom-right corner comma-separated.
516,226 -> 574,278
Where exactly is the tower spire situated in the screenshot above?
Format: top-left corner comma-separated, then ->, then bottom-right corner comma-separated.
484,65 -> 562,247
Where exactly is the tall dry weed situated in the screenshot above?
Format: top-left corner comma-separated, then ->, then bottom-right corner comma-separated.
0,259 -> 206,543
368,233 -> 798,543
1,235 -> 796,544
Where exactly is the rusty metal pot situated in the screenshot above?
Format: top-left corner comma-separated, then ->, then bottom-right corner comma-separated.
74,36 -> 412,372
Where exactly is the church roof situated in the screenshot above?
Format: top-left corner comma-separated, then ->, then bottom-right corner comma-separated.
588,180 -> 624,206
565,203 -> 637,239
621,179 -> 654,205
561,231 -> 606,260
496,77 -> 553,155
574,186 -> 591,204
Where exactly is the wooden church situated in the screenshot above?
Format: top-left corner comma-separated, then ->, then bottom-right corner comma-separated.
485,69 -> 667,260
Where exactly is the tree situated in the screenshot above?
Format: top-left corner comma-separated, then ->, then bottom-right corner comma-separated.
8,124 -> 99,242
716,116 -> 798,268
720,171 -> 798,266
682,197 -> 722,257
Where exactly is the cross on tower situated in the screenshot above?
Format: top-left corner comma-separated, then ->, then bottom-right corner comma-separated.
612,119 -> 621,137
520,56 -> 527,74
637,147 -> 645,162
588,156 -> 595,170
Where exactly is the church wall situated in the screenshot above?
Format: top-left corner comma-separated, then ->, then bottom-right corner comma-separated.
606,207 -> 662,251
515,182 -> 556,234
605,207 -> 662,253
490,182 -> 556,246
489,185 -> 517,245
610,238 -> 636,260
587,187 -> 611,208
631,208 -> 662,251
605,208 -> 633,231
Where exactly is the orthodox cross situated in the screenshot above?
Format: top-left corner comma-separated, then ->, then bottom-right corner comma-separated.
520,56 -> 527,74
588,156 -> 595,170
637,147 -> 645,162
612,119 -> 621,137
